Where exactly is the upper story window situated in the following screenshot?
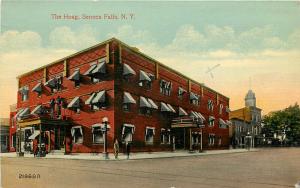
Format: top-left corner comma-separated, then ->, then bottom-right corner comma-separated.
209,116 -> 215,127
68,68 -> 81,88
190,92 -> 200,105
219,104 -> 223,115
123,63 -> 136,82
32,82 -> 42,97
123,92 -> 136,112
44,76 -> 63,93
225,106 -> 230,114
19,86 -> 29,101
178,87 -> 187,100
208,100 -> 214,112
160,79 -> 172,96
85,90 -> 107,111
84,59 -> 106,83
67,96 -> 81,113
138,70 -> 153,90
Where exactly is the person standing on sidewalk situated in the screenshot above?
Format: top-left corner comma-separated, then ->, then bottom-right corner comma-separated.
126,141 -> 131,159
113,139 -> 119,159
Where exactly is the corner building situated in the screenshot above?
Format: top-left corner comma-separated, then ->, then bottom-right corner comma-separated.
10,38 -> 230,154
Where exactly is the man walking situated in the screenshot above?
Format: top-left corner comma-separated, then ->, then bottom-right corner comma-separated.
113,139 -> 119,159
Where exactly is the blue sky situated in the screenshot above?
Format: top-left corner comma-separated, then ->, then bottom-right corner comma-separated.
0,1 -> 300,117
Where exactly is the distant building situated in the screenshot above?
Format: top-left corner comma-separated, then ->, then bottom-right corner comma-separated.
0,118 -> 10,152
230,90 -> 263,148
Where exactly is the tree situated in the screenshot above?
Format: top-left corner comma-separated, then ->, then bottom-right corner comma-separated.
262,103 -> 300,145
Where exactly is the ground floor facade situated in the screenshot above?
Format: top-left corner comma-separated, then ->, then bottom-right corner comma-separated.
9,116 -> 229,155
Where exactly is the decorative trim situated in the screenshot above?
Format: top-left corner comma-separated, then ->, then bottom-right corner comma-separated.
188,80 -> 191,93
63,60 -> 68,77
43,68 -> 47,83
155,62 -> 159,80
106,43 -> 110,63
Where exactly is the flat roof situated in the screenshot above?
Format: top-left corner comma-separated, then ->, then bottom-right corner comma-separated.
17,37 -> 229,100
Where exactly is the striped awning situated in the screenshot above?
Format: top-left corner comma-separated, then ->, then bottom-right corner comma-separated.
32,83 -> 42,93
161,102 -> 171,112
190,92 -> 199,100
28,131 -> 40,140
84,63 -> 97,76
179,107 -> 188,116
123,63 -> 136,76
209,116 -> 215,121
67,97 -> 80,108
91,90 -> 106,104
68,70 -> 80,81
31,105 -> 43,115
91,62 -> 106,74
19,108 -> 30,118
123,92 -> 136,104
44,78 -> 56,88
167,104 -> 176,113
147,98 -> 158,109
139,70 -> 151,82
140,96 -> 151,108
85,92 -> 97,105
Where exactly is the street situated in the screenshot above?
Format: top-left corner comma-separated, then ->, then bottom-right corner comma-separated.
1,148 -> 299,188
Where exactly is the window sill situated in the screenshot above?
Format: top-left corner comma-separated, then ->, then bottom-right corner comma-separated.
145,142 -> 154,145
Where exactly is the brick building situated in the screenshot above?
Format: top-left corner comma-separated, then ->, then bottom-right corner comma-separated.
9,38 -> 230,154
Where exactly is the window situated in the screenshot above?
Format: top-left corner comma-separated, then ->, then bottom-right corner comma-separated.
160,129 -> 171,144
145,127 -> 155,144
139,70 -> 153,90
54,76 -> 63,92
123,92 -> 136,112
208,134 -> 215,146
20,86 -> 29,101
178,87 -> 186,100
208,100 -> 214,111
139,107 -> 152,115
85,91 -> 107,111
218,136 -> 222,146
32,82 -> 42,97
219,104 -> 223,115
71,126 -> 83,144
68,69 -> 81,88
92,126 -> 104,144
192,133 -> 199,145
122,125 -> 135,142
160,80 -> 172,96
209,116 -> 215,127
190,92 -> 199,106
67,97 -> 81,113
123,63 -> 136,82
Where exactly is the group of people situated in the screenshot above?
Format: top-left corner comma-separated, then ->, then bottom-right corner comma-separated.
113,139 -> 131,159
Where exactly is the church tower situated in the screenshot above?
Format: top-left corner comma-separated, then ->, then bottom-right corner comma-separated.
245,89 -> 256,107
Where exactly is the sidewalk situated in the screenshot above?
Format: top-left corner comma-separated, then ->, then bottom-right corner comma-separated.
0,148 -> 258,161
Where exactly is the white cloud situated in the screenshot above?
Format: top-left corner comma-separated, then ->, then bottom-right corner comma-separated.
0,30 -> 42,52
107,25 -> 154,45
49,25 -> 98,50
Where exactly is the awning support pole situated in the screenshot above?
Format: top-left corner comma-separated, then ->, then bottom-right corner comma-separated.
189,128 -> 192,151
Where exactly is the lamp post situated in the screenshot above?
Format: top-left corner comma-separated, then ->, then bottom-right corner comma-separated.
245,131 -> 251,151
102,117 -> 109,159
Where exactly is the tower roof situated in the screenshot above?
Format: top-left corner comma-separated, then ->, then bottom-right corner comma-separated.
245,89 -> 256,100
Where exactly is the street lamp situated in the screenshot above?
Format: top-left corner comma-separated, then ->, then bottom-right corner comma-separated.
102,117 -> 109,159
245,131 -> 251,151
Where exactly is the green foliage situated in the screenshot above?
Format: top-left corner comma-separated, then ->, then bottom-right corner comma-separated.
262,103 -> 300,142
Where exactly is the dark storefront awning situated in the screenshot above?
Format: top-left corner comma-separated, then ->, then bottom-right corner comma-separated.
91,90 -> 106,104
147,98 -> 158,109
91,62 -> 106,74
179,107 -> 188,116
44,78 -> 56,88
84,63 -> 97,76
139,70 -> 152,82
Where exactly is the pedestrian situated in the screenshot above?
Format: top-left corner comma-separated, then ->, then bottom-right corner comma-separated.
126,141 -> 131,159
33,138 -> 38,157
113,139 -> 119,159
